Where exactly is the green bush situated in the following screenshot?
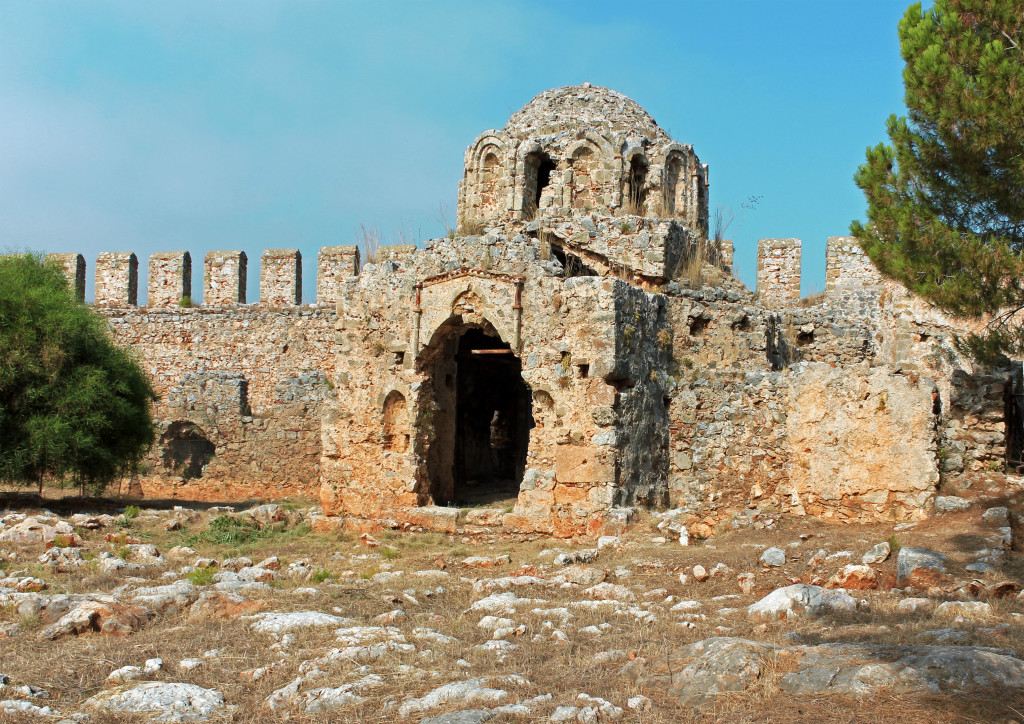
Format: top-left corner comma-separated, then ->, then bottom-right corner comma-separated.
186,566 -> 216,586
190,515 -> 262,546
0,253 -> 156,494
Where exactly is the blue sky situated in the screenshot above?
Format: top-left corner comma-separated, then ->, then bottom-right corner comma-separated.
0,1 -> 911,302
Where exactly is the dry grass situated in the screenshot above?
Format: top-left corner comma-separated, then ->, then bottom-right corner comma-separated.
2,498 -> 1024,722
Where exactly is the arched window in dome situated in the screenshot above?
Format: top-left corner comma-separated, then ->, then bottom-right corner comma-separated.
665,153 -> 685,217
479,151 -> 500,218
523,151 -> 556,220
571,145 -> 598,211
625,156 -> 648,216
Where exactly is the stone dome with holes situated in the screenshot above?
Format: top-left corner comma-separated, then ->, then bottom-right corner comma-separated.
502,84 -> 671,143
457,83 -> 708,236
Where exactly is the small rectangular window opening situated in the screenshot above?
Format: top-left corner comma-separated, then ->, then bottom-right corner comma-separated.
577,364 -> 590,379
393,351 -> 405,366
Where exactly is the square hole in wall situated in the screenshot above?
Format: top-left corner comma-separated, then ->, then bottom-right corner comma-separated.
577,364 -> 590,379
393,351 -> 405,367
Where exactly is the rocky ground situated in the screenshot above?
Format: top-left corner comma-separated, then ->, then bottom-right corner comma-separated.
2,496 -> 1024,723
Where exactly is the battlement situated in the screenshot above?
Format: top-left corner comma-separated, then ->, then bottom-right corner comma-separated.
824,235 -> 884,295
46,253 -> 86,301
39,247 -> 367,308
149,251 -> 192,307
95,252 -> 139,307
756,238 -> 801,306
754,236 -> 884,306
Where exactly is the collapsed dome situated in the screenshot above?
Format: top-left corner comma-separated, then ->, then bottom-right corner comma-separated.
458,83 -> 708,234
502,84 -> 670,144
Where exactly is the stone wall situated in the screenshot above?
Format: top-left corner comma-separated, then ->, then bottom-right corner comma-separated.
784,363 -> 939,522
102,304 -> 338,501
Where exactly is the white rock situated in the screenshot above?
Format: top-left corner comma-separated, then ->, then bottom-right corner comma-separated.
478,615 -> 516,631
759,547 -> 786,567
935,601 -> 992,619
748,584 -> 858,621
107,666 -> 143,684
247,611 -> 352,634
397,679 -> 508,718
0,700 -> 60,717
87,682 -> 226,722
898,597 -> 934,614
861,542 -> 891,565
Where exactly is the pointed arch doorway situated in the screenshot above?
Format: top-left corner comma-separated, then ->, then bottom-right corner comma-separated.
418,314 -> 534,507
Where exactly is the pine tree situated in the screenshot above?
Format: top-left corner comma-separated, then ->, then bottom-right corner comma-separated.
851,0 -> 1024,361
0,253 -> 156,494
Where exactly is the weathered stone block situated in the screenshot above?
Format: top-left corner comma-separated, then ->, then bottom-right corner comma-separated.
555,446 -> 615,484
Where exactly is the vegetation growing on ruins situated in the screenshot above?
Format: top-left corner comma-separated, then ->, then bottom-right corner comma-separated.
0,253 -> 156,494
852,0 -> 1024,361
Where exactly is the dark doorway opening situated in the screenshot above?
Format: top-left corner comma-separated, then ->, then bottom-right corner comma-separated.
423,321 -> 534,507
523,152 -> 556,220
626,156 -> 648,215
161,421 -> 215,481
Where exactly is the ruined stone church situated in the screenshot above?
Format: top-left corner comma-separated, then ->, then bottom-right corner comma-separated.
46,84 -> 1023,538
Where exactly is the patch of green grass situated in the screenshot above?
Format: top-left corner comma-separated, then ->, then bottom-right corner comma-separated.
19,613 -> 41,630
117,505 -> 141,528
190,515 -> 263,546
116,546 -> 132,560
186,566 -> 216,586
381,547 -> 399,560
312,568 -> 333,583
887,534 -> 901,553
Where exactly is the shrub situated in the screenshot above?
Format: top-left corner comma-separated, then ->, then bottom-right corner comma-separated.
186,566 -> 216,586
0,253 -> 156,495
190,515 -> 262,546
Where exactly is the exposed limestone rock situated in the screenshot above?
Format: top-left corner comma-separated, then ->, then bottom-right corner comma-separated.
747,584 -> 857,621
621,637 -> 1024,708
42,599 -> 154,640
897,547 -> 949,588
86,682 -> 228,722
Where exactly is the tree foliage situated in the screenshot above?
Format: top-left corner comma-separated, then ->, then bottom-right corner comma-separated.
851,0 -> 1024,362
0,253 -> 156,493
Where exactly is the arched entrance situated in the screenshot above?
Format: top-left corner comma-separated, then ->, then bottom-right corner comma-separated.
418,316 -> 534,506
